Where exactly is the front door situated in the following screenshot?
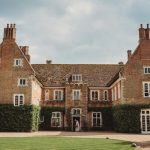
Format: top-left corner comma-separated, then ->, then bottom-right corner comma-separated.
141,109 -> 150,134
72,117 -> 80,131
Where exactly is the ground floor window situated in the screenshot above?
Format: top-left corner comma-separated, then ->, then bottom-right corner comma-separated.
92,112 -> 102,127
13,94 -> 24,106
51,112 -> 61,127
141,109 -> 150,134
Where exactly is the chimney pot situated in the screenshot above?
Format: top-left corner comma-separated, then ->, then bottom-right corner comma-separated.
7,24 -> 9,28
46,60 -> 52,64
127,50 -> 132,60
140,24 -> 143,28
147,24 -> 149,29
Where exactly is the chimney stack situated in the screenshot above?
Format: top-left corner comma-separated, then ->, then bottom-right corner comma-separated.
145,24 -> 150,40
46,60 -> 52,64
3,23 -> 16,41
139,24 -> 145,41
127,50 -> 132,60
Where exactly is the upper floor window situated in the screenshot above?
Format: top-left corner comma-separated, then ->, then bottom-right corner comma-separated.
45,89 -> 49,101
14,59 -> 23,66
14,94 -> 24,106
92,112 -> 102,127
72,90 -> 80,100
71,108 -> 81,116
143,82 -> 150,97
51,112 -> 61,127
103,90 -> 108,101
18,78 -> 27,86
54,90 -> 63,100
72,74 -> 82,82
90,90 -> 99,101
144,67 -> 150,74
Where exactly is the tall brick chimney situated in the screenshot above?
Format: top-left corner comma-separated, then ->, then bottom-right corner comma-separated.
3,24 -> 16,41
139,24 -> 145,41
139,24 -> 150,42
127,50 -> 132,60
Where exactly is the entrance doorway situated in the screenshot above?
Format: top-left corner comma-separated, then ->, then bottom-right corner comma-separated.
141,109 -> 150,134
71,108 -> 81,131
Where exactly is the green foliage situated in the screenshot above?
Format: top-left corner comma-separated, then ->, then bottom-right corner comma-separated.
88,107 -> 113,130
113,104 -> 150,133
40,106 -> 65,130
0,104 -> 40,132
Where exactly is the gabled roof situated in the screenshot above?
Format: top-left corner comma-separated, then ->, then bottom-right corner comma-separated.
32,64 -> 123,87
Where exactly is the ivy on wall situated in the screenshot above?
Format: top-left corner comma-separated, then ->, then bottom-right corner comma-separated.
0,104 -> 40,132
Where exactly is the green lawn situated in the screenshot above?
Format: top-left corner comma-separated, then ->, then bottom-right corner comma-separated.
0,137 -> 134,150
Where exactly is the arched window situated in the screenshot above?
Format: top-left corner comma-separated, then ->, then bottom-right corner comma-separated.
103,90 -> 108,101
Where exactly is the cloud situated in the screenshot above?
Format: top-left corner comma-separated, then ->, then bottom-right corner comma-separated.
0,0 -> 149,64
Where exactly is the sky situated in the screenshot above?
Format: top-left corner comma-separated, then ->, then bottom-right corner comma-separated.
0,0 -> 150,64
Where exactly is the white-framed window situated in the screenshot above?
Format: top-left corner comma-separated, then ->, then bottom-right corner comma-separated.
54,90 -> 63,100
144,67 -> 150,74
72,90 -> 80,100
90,90 -> 99,101
14,59 -> 23,66
72,74 -> 82,82
114,86 -> 117,100
45,89 -> 49,100
18,78 -> 27,86
103,90 -> 108,101
118,83 -> 121,99
71,108 -> 81,116
13,94 -> 24,106
39,116 -> 44,123
143,82 -> 150,97
92,112 -> 102,127
111,88 -> 114,101
51,112 -> 61,127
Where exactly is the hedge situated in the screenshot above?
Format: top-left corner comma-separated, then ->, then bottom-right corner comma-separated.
39,107 -> 65,130
88,107 -> 113,131
0,104 -> 40,132
113,104 -> 150,133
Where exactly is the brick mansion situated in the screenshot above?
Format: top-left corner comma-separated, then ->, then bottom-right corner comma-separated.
0,24 -> 150,133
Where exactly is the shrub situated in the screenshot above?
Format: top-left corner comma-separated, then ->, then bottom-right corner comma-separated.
0,104 -> 40,132
112,104 -> 150,133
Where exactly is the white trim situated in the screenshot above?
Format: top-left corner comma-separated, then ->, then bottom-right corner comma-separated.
71,108 -> 82,116
45,89 -> 49,101
143,66 -> 150,74
13,94 -> 24,106
53,90 -> 63,100
143,82 -> 150,97
14,58 -> 23,67
51,112 -> 61,127
43,87 -> 65,89
90,90 -> 100,101
103,90 -> 108,101
72,74 -> 82,82
72,89 -> 80,100
17,78 -> 28,86
92,112 -> 102,127
141,109 -> 150,134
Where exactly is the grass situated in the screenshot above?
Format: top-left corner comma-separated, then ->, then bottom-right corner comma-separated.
0,137 -> 134,150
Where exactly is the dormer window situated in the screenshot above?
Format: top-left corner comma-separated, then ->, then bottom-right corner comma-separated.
144,67 -> 150,74
72,74 -> 82,82
14,59 -> 23,66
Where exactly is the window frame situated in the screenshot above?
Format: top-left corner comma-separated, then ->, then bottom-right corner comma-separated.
18,78 -> 28,86
14,59 -> 23,66
92,112 -> 102,127
45,89 -> 49,101
71,108 -> 81,116
144,66 -> 150,74
72,74 -> 82,82
90,90 -> 100,101
143,82 -> 150,97
54,90 -> 63,100
51,112 -> 61,127
13,94 -> 24,106
72,90 -> 80,100
103,90 -> 108,101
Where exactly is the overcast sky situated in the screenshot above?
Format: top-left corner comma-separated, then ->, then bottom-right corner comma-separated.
0,0 -> 149,64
